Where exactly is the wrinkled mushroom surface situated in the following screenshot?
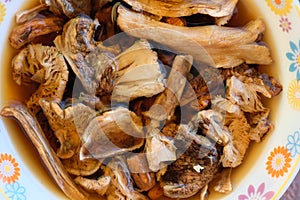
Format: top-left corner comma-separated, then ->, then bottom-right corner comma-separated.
10,16 -> 64,49
12,44 -> 68,114
39,100 -> 95,159
0,103 -> 88,200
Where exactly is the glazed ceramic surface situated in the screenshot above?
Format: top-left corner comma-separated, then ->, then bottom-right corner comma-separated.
0,0 -> 299,199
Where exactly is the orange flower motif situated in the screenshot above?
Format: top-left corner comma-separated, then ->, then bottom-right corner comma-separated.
266,146 -> 292,178
0,153 -> 20,184
0,2 -> 6,25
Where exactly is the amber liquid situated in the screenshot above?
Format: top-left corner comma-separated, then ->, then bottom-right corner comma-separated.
0,0 -> 66,198
0,0 -> 280,199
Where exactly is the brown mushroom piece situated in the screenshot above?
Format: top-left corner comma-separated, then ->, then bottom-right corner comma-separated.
143,55 -> 193,121
61,153 -> 102,176
54,15 -> 120,94
80,107 -> 145,160
12,44 -> 68,114
127,154 -> 156,192
0,103 -> 88,200
117,5 -> 272,68
15,4 -> 49,24
39,99 -> 95,159
41,0 -> 91,18
74,175 -> 111,196
160,141 -> 220,199
104,157 -> 149,200
9,16 -> 64,49
122,0 -> 238,25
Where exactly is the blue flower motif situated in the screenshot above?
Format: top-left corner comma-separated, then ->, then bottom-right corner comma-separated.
4,182 -> 26,200
286,131 -> 300,157
286,41 -> 300,80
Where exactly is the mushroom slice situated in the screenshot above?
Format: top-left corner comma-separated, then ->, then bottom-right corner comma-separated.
39,99 -> 95,159
54,15 -> 120,94
12,44 -> 68,114
74,175 -> 111,196
104,157 -> 149,200
80,107 -> 145,160
0,103 -> 88,200
111,39 -> 166,102
117,5 -> 272,68
41,0 -> 91,18
143,55 -> 192,121
226,76 -> 267,113
122,0 -> 237,20
61,153 -> 102,176
246,110 -> 273,142
9,16 -> 64,49
161,142 -> 220,199
222,111 -> 251,168
197,109 -> 231,145
15,4 -> 49,24
127,154 -> 156,191
145,129 -> 177,172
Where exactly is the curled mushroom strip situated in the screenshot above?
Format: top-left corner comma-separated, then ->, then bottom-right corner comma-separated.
117,5 -> 272,68
12,44 -> 68,115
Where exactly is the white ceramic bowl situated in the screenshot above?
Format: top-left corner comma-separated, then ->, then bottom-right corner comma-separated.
0,0 -> 299,199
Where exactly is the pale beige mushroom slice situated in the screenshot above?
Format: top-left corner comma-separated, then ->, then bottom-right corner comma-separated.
143,55 -> 192,121
0,103 -> 88,200
111,39 -> 166,102
9,16 -> 64,49
122,0 -> 237,23
104,157 -> 149,200
39,99 -> 95,159
80,107 -> 145,160
74,175 -> 111,196
117,5 -> 272,68
12,44 -> 68,114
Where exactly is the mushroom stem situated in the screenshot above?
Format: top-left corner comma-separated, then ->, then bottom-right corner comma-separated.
0,103 -> 89,200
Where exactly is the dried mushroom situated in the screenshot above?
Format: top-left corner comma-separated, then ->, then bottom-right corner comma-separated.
160,142 -> 220,198
112,39 -> 166,102
74,175 -> 111,196
117,5 -> 272,68
61,153 -> 102,176
127,154 -> 156,192
104,157 -> 149,200
41,0 -> 91,18
2,0 -> 284,199
122,0 -> 238,25
54,15 -> 119,94
39,99 -> 95,159
80,107 -> 145,160
10,15 -> 64,49
0,103 -> 88,200
143,55 -> 192,121
12,44 -> 68,114
15,4 -> 49,24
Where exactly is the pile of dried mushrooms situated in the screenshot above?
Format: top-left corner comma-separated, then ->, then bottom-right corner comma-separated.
1,0 -> 282,200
